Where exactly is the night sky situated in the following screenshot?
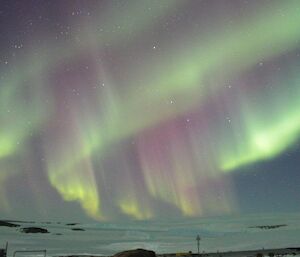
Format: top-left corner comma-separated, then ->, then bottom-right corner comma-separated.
0,0 -> 300,222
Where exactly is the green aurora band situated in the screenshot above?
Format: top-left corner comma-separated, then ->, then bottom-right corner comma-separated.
220,70 -> 300,171
47,1 -> 300,219
1,1 -> 300,219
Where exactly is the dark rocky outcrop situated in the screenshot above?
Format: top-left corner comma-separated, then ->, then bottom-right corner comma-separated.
0,248 -> 6,257
0,220 -> 20,227
20,227 -> 49,233
66,223 -> 78,226
249,224 -> 287,230
114,249 -> 156,257
71,228 -> 85,231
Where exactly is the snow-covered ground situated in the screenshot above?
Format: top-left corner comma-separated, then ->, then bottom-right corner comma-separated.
0,213 -> 299,257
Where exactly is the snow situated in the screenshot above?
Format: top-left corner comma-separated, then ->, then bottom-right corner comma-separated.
0,213 -> 299,257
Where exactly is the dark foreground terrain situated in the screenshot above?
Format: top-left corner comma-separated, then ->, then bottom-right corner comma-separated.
58,247 -> 300,257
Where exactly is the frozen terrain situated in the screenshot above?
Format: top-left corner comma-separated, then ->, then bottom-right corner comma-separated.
0,213 -> 299,257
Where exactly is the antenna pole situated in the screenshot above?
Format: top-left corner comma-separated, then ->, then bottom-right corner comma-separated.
196,235 -> 201,255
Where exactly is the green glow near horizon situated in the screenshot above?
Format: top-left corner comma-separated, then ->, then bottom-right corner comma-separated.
49,165 -> 102,219
220,73 -> 300,171
221,115 -> 300,171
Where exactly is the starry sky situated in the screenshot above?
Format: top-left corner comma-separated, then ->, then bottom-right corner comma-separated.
0,0 -> 300,222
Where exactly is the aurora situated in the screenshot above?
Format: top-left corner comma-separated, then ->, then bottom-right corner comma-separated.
0,0 -> 300,221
